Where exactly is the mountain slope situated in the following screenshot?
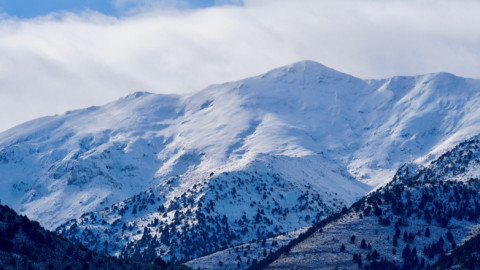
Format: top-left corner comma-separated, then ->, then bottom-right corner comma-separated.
432,230 -> 480,269
261,134 -> 480,269
57,154 -> 365,262
1,61 -> 480,263
0,202 -> 168,270
185,226 -> 310,270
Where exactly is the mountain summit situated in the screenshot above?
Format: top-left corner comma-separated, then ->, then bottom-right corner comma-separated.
1,61 -> 480,262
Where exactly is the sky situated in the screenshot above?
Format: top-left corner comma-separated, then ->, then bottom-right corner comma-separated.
0,0 -> 241,18
0,0 -> 480,132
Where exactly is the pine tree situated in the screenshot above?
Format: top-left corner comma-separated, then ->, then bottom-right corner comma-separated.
372,249 -> 379,260
351,235 -> 356,243
360,239 -> 367,249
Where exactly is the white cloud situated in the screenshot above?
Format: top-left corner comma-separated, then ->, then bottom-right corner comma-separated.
0,0 -> 480,131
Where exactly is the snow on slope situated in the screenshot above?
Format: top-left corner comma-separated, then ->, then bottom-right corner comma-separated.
0,61 -> 480,261
58,153 -> 366,262
186,226 -> 310,270
0,92 -> 182,229
264,134 -> 480,270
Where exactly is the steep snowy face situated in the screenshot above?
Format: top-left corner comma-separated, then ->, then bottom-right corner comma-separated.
181,62 -> 480,186
353,73 -> 480,182
165,61 -> 371,172
1,60 -> 480,234
0,92 -> 184,228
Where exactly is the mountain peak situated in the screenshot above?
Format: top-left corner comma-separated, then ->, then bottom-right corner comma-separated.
288,60 -> 338,72
260,60 -> 357,81
123,91 -> 153,99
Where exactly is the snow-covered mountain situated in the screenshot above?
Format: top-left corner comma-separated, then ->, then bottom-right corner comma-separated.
1,60 -> 480,262
261,133 -> 480,269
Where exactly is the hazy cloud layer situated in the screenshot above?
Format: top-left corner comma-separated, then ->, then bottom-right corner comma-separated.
0,0 -> 480,131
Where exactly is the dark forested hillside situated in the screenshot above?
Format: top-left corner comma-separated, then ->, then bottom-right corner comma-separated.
432,231 -> 480,270
0,203 -> 188,270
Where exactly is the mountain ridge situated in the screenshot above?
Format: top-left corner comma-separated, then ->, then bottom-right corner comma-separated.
1,60 -> 480,264
259,133 -> 480,270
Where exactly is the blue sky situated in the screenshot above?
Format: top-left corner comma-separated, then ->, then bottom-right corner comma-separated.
0,0 -> 241,18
